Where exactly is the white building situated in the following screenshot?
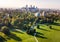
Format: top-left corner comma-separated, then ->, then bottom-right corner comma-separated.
34,12 -> 40,17
34,11 -> 46,17
41,11 -> 46,16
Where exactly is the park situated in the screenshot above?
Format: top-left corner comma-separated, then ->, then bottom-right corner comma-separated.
0,11 -> 60,42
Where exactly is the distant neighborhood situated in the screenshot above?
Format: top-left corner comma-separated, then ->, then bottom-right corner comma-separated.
0,5 -> 60,18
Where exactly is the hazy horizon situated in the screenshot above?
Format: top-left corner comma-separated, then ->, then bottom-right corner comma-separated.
0,0 -> 60,9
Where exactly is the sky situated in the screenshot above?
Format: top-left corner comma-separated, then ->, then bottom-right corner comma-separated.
0,0 -> 60,9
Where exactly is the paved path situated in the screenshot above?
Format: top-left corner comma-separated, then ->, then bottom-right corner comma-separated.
34,36 -> 38,42
15,29 -> 24,32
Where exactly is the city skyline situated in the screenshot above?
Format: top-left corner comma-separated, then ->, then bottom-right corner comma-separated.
0,0 -> 60,9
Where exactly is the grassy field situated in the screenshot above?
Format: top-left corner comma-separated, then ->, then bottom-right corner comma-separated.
36,24 -> 60,42
0,21 -> 60,42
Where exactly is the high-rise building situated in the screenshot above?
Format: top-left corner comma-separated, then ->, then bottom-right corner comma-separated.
26,5 -> 28,8
30,5 -> 32,8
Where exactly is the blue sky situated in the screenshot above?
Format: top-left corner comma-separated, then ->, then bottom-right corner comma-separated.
0,0 -> 60,9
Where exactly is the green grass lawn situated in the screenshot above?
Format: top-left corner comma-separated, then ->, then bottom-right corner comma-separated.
0,21 -> 60,42
36,24 -> 60,42
0,29 -> 36,42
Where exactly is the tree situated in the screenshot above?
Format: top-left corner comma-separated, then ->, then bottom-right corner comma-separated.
37,25 -> 40,29
1,26 -> 11,35
49,26 -> 52,29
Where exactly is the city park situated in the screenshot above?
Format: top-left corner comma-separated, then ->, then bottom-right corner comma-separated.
0,11 -> 60,42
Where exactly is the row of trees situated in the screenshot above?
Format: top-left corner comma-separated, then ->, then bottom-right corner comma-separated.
40,14 -> 60,24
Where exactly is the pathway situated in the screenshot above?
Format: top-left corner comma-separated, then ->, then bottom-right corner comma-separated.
34,36 -> 38,42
